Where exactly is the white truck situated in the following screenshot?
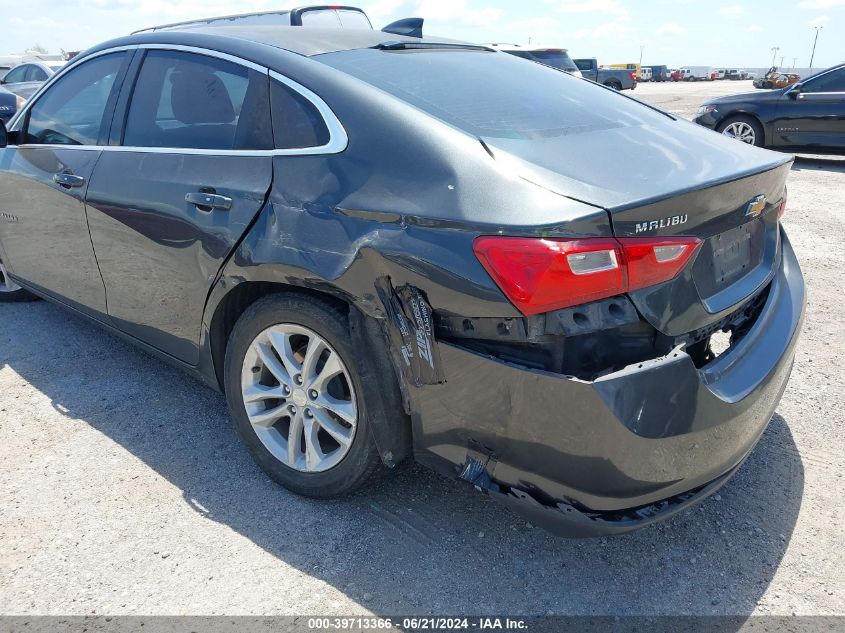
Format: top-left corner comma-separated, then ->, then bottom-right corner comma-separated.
679,66 -> 713,81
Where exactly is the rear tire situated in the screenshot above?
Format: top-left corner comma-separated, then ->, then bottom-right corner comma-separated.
224,293 -> 385,499
0,259 -> 38,303
604,80 -> 622,91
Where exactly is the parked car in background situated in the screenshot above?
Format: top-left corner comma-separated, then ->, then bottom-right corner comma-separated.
725,69 -> 742,80
490,45 -> 582,77
754,72 -> 800,90
574,58 -> 636,90
670,69 -> 683,81
647,64 -> 670,82
639,67 -> 653,82
0,61 -> 66,100
0,17 -> 804,537
680,66 -> 713,81
743,70 -> 756,80
0,85 -> 24,124
695,63 -> 845,153
715,68 -> 727,80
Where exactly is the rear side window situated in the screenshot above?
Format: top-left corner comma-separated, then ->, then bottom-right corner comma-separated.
319,48 -> 669,140
24,53 -> 125,145
123,50 -> 272,151
30,66 -> 49,82
271,79 -> 330,149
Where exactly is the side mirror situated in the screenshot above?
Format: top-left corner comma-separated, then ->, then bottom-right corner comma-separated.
787,84 -> 803,99
0,120 -> 7,148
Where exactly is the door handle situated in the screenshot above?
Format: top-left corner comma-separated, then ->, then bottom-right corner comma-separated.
185,192 -> 233,211
53,172 -> 86,188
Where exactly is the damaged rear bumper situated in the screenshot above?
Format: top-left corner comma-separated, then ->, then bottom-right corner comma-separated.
408,229 -> 805,537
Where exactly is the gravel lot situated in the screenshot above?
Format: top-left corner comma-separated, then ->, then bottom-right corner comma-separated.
1,80 -> 843,617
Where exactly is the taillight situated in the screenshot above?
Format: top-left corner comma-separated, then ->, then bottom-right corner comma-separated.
629,71 -> 637,81
473,236 -> 701,316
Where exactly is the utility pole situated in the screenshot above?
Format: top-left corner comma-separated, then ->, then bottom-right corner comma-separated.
780,56 -> 785,67
810,26 -> 823,69
639,44 -> 644,66
770,46 -> 780,67
792,57 -> 798,68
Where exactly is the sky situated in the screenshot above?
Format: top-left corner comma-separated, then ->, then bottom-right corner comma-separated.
1,0 -> 842,69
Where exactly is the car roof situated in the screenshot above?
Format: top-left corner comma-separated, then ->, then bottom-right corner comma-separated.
90,25 -> 460,58
488,44 -> 569,53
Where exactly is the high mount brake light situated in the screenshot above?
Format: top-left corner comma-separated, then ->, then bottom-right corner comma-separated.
473,236 -> 702,316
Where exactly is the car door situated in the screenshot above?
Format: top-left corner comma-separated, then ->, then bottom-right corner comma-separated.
772,67 -> 845,151
0,52 -> 130,317
85,48 -> 275,364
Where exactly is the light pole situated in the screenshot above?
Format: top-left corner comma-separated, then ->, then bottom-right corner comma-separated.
770,46 -> 780,67
780,56 -> 785,67
792,57 -> 798,68
810,26 -> 823,69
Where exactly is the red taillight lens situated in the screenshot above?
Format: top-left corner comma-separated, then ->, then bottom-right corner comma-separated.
618,237 -> 701,292
473,235 -> 701,315
629,71 -> 637,81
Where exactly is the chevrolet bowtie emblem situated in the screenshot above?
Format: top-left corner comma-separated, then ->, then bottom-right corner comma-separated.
745,195 -> 767,218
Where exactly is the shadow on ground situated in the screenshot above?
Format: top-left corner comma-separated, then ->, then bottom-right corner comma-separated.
791,155 -> 845,173
1,300 -> 805,616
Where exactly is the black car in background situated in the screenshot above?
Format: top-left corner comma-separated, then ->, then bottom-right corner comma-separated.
0,86 -> 23,124
695,63 -> 845,152
0,20 -> 804,537
489,45 -> 582,77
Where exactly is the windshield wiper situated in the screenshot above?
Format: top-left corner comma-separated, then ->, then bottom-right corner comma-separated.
376,41 -> 493,52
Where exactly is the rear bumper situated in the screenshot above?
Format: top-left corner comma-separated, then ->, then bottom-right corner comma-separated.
410,228 -> 805,536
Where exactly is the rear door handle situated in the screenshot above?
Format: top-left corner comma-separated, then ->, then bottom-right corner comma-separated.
53,173 -> 86,188
185,192 -> 233,211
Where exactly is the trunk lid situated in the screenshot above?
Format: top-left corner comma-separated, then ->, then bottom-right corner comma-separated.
481,122 -> 792,336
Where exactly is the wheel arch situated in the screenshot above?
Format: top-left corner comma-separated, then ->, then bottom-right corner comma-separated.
715,110 -> 769,146
207,279 -> 351,392
204,276 -> 413,468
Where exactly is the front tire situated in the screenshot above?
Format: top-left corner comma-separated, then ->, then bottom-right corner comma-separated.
717,115 -> 764,147
224,293 -> 383,498
0,259 -> 38,303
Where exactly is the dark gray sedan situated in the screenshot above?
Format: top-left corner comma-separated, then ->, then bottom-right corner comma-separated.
0,21 -> 804,537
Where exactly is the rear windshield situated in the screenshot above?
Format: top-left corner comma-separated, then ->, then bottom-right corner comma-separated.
318,48 -> 669,140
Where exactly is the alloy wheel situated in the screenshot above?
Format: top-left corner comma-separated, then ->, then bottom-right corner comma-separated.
721,121 -> 757,145
240,323 -> 358,473
0,260 -> 22,293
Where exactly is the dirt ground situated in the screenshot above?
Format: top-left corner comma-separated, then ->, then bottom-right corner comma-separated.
1,80 -> 843,617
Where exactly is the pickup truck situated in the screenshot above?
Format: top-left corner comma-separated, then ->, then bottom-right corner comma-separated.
573,58 -> 637,91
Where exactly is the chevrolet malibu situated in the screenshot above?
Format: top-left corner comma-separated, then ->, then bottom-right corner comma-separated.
0,22 -> 805,536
